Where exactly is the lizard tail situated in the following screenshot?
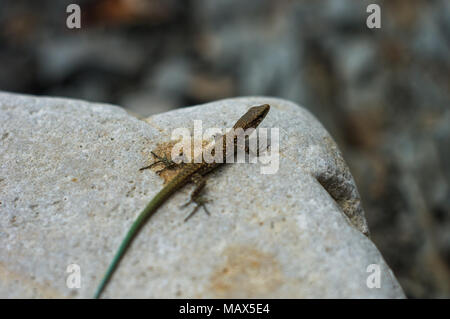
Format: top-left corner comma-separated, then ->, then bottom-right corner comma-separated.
93,183 -> 174,298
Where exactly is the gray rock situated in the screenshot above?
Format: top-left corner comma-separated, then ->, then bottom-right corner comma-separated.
0,92 -> 405,298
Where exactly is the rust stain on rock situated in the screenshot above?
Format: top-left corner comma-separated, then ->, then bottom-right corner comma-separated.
209,245 -> 283,298
0,262 -> 64,298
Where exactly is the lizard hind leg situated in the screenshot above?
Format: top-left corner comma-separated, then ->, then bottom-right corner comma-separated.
181,173 -> 211,222
140,151 -> 179,174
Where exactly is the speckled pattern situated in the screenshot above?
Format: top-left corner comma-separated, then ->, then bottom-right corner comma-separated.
0,92 -> 404,298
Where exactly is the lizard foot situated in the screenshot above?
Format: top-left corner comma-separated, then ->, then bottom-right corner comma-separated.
182,196 -> 211,222
140,151 -> 178,174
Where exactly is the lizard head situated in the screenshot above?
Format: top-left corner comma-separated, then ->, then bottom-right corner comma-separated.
233,104 -> 270,130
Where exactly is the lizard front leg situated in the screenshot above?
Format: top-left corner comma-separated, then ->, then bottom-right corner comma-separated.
240,136 -> 271,157
181,173 -> 211,222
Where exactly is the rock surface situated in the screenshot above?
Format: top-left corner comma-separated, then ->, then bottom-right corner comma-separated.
0,92 -> 405,298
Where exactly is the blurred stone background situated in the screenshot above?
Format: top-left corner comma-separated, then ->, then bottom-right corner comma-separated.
0,0 -> 448,298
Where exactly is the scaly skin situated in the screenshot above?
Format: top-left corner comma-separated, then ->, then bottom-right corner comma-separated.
93,104 -> 270,298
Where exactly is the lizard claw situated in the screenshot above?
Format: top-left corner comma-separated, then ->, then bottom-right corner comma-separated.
182,197 -> 211,222
139,161 -> 162,171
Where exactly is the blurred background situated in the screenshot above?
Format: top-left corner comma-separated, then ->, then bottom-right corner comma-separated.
0,0 -> 449,298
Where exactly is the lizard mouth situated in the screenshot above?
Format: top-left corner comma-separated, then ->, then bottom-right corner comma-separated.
232,104 -> 270,130
248,104 -> 270,128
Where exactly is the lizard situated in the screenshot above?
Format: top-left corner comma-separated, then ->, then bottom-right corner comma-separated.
93,104 -> 270,298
